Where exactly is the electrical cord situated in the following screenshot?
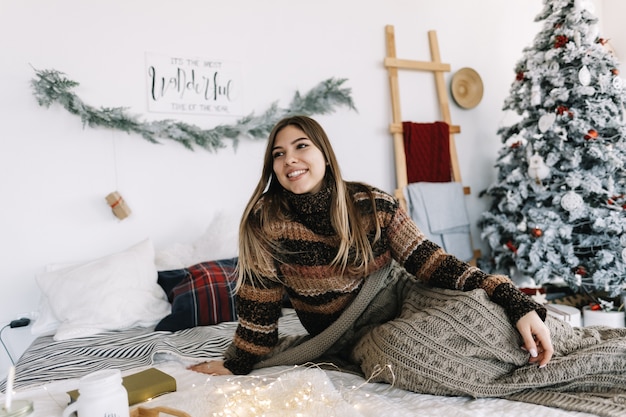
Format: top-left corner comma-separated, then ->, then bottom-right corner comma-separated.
0,324 -> 15,365
0,318 -> 31,365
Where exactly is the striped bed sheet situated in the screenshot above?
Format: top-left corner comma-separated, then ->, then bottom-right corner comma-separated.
2,308 -> 306,392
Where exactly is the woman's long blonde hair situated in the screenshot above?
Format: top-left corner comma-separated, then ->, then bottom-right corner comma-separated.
236,115 -> 380,290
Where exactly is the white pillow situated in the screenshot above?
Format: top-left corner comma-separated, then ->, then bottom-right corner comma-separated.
34,239 -> 171,341
155,211 -> 239,270
31,261 -> 79,337
30,295 -> 58,337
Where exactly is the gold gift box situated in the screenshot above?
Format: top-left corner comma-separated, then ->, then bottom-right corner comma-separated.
68,368 -> 177,406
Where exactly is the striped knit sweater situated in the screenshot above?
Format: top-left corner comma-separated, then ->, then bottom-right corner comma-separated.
223,182 -> 546,375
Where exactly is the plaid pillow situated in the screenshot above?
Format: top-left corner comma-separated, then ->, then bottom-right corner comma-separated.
155,257 -> 238,331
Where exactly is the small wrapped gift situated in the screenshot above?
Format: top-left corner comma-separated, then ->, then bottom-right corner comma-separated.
69,368 -> 177,407
106,191 -> 132,220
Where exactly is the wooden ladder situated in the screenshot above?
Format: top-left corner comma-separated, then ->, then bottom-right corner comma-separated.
384,24 -> 467,209
385,25 -> 479,263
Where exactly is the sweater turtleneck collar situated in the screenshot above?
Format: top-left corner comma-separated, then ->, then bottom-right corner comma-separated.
283,178 -> 333,216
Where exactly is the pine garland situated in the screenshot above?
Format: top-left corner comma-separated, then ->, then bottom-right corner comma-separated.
30,68 -> 357,152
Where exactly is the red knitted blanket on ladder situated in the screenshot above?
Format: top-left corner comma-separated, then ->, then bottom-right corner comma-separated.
402,121 -> 451,183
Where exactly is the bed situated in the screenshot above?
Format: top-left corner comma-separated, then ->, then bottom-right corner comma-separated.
2,312 -> 598,417
0,226 -> 602,417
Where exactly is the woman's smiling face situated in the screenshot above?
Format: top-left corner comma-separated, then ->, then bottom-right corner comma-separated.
272,125 -> 327,195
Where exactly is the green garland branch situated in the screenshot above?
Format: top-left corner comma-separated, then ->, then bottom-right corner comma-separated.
30,68 -> 357,152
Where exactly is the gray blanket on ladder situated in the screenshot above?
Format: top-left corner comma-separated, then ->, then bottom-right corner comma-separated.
404,182 -> 474,261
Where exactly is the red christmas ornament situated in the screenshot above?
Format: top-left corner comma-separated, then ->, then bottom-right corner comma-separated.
597,38 -> 608,45
584,129 -> 598,140
612,68 -> 620,75
576,266 -> 587,276
511,141 -> 522,149
554,35 -> 568,48
556,105 -> 573,118
516,71 -> 525,81
608,198 -> 615,205
530,228 -> 543,237
505,240 -> 518,254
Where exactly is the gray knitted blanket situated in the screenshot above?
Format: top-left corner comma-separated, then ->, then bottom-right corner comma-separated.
256,262 -> 626,417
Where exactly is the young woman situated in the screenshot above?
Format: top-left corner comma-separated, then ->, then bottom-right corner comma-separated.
189,115 -> 553,378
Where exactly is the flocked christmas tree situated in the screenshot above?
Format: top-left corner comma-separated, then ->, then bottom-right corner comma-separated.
478,0 -> 626,299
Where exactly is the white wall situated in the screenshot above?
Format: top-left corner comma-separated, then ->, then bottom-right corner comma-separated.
0,0 -> 619,376
601,0 -> 626,59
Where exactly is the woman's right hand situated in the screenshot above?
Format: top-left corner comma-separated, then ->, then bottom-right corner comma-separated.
187,360 -> 233,375
516,310 -> 553,368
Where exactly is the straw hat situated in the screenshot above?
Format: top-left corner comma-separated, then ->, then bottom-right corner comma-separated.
451,67 -> 483,109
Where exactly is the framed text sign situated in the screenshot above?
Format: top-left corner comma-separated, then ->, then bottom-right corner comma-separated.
145,52 -> 243,116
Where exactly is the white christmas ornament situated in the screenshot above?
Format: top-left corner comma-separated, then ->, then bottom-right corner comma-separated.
613,77 -> 623,90
531,84 -> 542,106
527,154 -> 550,182
561,191 -> 584,211
538,113 -> 556,132
578,66 -> 591,86
574,274 -> 582,287
549,61 -> 560,72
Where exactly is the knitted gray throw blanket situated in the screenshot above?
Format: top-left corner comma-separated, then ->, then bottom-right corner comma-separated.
256,263 -> 626,417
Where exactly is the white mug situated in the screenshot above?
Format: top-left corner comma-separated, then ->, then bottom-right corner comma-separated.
62,369 -> 129,417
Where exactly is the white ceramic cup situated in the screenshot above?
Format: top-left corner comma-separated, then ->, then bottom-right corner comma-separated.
62,369 -> 129,417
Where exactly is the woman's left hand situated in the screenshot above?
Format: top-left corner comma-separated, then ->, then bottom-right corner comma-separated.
516,310 -> 553,368
187,360 -> 233,376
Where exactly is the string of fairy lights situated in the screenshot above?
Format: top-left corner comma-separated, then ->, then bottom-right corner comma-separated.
171,363 -> 395,417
